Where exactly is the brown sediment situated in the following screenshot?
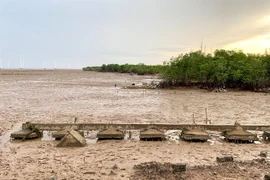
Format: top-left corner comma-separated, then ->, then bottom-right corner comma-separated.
131,159 -> 270,180
0,70 -> 270,179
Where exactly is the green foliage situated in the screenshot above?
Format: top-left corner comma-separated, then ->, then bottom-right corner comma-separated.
83,63 -> 164,75
82,49 -> 270,90
82,66 -> 101,71
161,49 -> 270,90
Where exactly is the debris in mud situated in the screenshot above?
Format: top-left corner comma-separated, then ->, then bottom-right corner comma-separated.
256,87 -> 270,93
172,163 -> 187,172
131,161 -> 185,180
181,160 -> 270,180
212,87 -> 227,93
216,155 -> 234,163
132,160 -> 270,180
260,151 -> 269,158
265,174 -> 270,180
263,130 -> 270,142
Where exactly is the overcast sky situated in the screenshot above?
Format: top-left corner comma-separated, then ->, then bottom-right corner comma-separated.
0,0 -> 269,69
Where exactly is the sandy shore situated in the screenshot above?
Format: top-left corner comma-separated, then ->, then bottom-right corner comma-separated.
0,70 -> 270,179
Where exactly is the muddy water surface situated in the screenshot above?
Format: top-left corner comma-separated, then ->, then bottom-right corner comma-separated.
0,70 -> 270,180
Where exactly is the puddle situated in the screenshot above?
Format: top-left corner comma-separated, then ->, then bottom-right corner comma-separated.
41,131 -> 55,141
165,130 -> 180,141
1,122 -> 22,146
84,131 -> 98,144
129,130 -> 140,141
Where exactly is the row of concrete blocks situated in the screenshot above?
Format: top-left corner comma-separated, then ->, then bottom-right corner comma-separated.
11,126 -> 270,145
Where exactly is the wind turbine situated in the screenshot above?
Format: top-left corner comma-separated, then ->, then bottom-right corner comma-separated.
20,55 -> 24,69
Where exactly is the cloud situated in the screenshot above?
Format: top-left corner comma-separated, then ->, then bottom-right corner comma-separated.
220,12 -> 270,53
223,34 -> 270,53
1,0 -> 270,68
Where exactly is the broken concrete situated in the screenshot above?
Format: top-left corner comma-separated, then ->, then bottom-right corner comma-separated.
56,130 -> 86,147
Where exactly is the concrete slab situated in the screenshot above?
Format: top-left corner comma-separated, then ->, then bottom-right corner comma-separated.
140,127 -> 165,141
56,130 -> 86,147
223,125 -> 258,143
52,130 -> 84,140
10,129 -> 39,140
97,127 -> 124,140
180,128 -> 210,142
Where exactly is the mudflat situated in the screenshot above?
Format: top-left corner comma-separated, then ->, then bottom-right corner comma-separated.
0,70 -> 270,180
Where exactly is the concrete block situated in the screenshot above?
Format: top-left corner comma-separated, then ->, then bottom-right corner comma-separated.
56,130 -> 86,147
216,155 -> 234,163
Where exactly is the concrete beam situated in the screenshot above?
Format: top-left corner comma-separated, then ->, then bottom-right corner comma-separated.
22,122 -> 270,131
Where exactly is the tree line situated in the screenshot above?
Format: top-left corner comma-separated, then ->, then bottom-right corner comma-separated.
82,49 -> 270,90
83,63 -> 164,75
160,49 -> 270,90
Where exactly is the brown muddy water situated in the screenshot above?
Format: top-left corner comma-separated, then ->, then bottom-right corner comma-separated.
0,70 -> 270,180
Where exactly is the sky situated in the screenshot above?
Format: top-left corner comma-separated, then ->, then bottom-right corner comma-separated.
0,0 -> 269,69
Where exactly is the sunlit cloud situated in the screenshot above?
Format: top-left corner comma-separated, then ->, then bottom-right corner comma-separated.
221,12 -> 270,54
223,34 -> 270,53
